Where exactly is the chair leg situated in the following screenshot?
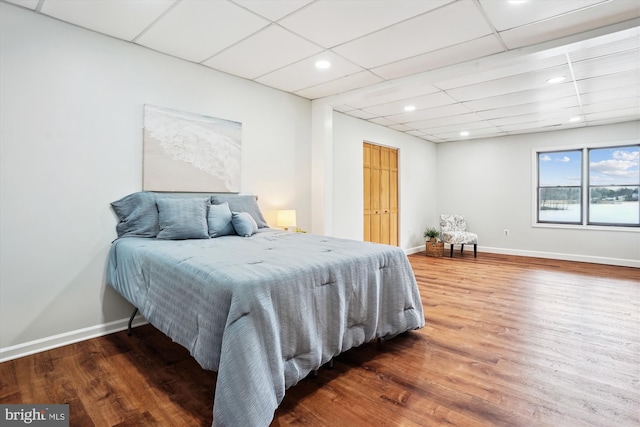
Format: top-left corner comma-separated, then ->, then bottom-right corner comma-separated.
450,244 -> 454,257
461,244 -> 464,254
474,244 -> 477,257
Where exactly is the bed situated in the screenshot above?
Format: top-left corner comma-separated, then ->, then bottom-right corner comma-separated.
106,192 -> 425,427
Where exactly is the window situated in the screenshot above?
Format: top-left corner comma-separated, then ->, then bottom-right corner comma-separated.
536,144 -> 639,228
588,146 -> 639,226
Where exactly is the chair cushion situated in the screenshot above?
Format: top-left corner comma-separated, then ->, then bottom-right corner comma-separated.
441,231 -> 478,245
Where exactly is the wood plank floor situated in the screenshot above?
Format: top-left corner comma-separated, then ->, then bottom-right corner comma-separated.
1,252 -> 638,426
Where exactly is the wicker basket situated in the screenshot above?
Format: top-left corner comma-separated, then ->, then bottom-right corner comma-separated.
425,240 -> 444,257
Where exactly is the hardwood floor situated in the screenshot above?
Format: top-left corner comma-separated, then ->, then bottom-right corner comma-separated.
1,253 -> 638,426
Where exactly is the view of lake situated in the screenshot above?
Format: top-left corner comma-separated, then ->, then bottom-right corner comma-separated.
539,202 -> 639,224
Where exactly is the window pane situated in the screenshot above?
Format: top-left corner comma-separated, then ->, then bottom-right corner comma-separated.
589,186 -> 639,224
589,146 -> 639,186
539,187 -> 581,223
539,150 -> 582,186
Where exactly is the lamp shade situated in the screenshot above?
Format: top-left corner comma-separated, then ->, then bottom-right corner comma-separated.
276,210 -> 297,228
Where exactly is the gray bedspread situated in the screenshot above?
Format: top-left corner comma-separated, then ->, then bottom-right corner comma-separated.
106,229 -> 424,426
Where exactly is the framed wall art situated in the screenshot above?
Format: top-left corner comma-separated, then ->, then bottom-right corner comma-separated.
143,104 -> 241,192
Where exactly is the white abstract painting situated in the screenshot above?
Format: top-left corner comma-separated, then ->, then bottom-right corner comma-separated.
143,104 -> 241,192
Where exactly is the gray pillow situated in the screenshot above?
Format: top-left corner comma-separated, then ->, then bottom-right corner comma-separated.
156,198 -> 210,240
111,192 -> 159,237
231,211 -> 258,237
207,202 -> 236,237
211,195 -> 268,228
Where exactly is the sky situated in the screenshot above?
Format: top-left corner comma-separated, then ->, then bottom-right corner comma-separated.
539,145 -> 639,187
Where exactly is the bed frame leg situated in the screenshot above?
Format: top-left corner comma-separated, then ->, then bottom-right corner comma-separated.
127,308 -> 138,336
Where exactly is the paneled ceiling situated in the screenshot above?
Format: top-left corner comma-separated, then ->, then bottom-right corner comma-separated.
5,0 -> 640,143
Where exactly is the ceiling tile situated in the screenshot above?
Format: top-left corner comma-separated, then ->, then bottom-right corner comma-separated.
387,103 -> 474,124
576,69 -> 640,94
476,96 -> 580,121
433,126 -> 506,141
499,0 -> 640,49
255,51 -> 364,93
333,104 -> 357,113
444,66 -> 573,102
332,0 -> 494,69
295,71 -> 383,99
368,117 -> 399,126
202,25 -> 322,80
279,0 -> 452,48
338,81 -> 440,109
344,109 -> 377,120
371,35 -> 504,80
582,98 -> 640,114
4,0 -> 39,10
571,50 -> 640,80
462,83 -> 578,112
580,85 -> 640,105
389,123 -> 413,132
499,120 -> 572,133
232,0 -> 313,21
568,28 -> 640,62
435,54 -> 568,90
136,0 -> 269,62
362,91 -> 457,117
490,107 -> 584,127
409,113 -> 486,131
478,0 -> 606,32
418,120 -> 499,136
40,0 -> 176,41
586,110 -> 640,125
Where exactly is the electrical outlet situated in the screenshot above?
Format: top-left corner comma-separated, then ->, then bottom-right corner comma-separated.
504,229 -> 509,237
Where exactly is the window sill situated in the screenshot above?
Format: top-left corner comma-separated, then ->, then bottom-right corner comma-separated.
532,223 -> 640,232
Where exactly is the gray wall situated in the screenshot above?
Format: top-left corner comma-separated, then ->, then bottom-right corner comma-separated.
436,121 -> 640,265
0,3 -> 311,353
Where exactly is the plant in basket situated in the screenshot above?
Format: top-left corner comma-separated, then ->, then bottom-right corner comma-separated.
423,227 -> 440,242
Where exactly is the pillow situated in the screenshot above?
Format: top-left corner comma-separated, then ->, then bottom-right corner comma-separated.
207,202 -> 236,237
231,211 -> 258,237
156,198 -> 210,240
211,195 -> 268,228
111,192 -> 159,238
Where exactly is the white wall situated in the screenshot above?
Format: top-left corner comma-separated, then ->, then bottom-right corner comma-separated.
0,4 -> 311,354
436,121 -> 640,266
331,112 -> 438,251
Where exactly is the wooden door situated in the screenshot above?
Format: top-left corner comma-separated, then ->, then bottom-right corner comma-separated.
363,142 -> 398,246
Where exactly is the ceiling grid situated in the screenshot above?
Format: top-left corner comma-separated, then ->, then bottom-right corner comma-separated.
5,0 -> 638,143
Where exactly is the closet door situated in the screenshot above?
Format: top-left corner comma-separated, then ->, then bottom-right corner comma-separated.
363,142 -> 398,246
363,143 -> 372,242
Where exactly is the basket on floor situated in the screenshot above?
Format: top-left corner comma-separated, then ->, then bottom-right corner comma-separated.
425,240 -> 444,257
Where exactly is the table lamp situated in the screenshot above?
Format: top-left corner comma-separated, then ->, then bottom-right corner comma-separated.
276,209 -> 296,231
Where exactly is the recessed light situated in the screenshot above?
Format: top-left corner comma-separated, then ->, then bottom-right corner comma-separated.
569,116 -> 582,122
404,105 -> 416,112
546,76 -> 566,84
460,131 -> 469,137
315,60 -> 331,69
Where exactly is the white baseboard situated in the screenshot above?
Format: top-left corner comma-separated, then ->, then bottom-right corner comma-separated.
2,245 -> 636,363
406,244 -> 639,268
479,246 -> 640,268
0,315 -> 147,363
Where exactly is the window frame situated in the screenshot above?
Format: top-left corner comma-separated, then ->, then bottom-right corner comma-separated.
532,140 -> 640,231
536,149 -> 583,225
